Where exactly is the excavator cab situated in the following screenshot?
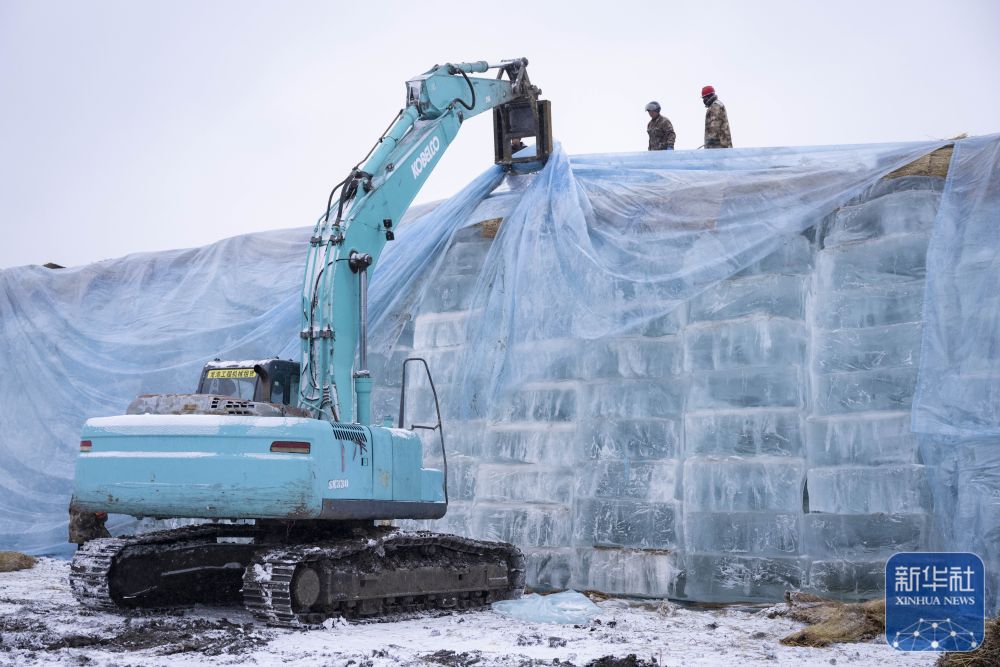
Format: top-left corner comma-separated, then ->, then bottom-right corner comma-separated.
196,359 -> 300,405
124,359 -> 307,418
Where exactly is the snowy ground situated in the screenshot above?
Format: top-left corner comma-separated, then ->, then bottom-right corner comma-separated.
0,559 -> 937,667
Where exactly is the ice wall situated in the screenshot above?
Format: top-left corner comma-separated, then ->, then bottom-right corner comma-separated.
369,141 -> 1000,606
3,138 -> 998,610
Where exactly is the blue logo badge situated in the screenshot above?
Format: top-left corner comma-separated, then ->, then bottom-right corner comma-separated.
885,552 -> 985,652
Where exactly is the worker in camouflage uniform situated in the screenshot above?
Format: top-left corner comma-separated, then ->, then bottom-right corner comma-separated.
701,85 -> 732,149
69,506 -> 110,544
645,101 -> 675,151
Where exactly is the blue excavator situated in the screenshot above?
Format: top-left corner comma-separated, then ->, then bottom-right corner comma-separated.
69,58 -> 552,625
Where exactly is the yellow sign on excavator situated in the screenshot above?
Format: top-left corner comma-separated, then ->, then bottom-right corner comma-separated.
205,368 -> 255,379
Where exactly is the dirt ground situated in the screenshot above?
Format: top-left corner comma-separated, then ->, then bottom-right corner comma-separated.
0,558 -> 939,667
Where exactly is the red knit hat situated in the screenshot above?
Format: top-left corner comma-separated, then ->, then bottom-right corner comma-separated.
701,85 -> 715,97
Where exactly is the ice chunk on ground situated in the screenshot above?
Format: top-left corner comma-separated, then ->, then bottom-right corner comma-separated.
491,590 -> 601,624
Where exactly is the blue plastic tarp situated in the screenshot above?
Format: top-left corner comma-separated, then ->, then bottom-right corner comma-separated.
913,134 -> 1000,437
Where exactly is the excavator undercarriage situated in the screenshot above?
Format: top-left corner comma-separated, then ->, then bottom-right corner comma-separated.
70,523 -> 525,626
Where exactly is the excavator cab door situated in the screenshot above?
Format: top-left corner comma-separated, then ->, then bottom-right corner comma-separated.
396,357 -> 448,494
397,358 -> 443,434
250,360 -> 300,405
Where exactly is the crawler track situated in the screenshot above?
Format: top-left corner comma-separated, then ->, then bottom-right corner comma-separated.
70,524 -> 262,611
70,525 -> 524,626
243,530 -> 525,627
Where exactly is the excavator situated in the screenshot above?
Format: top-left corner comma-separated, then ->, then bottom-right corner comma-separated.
69,58 -> 553,626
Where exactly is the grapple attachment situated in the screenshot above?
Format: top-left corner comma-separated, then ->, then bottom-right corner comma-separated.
491,59 -> 553,168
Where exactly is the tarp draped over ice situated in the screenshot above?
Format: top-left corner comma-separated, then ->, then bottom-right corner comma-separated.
369,141 -> 961,416
448,143 -> 952,415
912,134 -> 1000,437
2,137 -> 999,610
367,166 -> 506,360
910,134 -> 1000,615
0,230 -> 306,554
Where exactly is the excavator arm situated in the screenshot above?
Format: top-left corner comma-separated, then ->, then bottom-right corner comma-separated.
299,58 -> 551,423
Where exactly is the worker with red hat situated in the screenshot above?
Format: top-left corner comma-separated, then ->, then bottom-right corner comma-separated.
701,85 -> 732,149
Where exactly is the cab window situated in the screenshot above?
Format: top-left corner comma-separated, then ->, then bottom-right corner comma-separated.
203,369 -> 257,400
270,378 -> 287,404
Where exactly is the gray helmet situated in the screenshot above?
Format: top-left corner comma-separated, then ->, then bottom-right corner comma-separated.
645,101 -> 661,112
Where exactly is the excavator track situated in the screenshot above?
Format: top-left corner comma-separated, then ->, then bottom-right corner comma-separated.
70,523 -> 263,611
70,525 -> 524,626
243,530 -> 525,627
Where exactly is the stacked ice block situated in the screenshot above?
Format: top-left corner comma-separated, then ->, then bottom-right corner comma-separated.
385,186 -> 684,596
680,234 -> 812,600
382,173 -> 946,602
804,177 -> 941,598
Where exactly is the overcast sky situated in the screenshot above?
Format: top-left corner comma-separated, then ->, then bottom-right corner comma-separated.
2,0 -> 998,269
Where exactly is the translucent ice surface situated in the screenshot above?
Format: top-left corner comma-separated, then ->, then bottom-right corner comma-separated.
492,590 -> 601,624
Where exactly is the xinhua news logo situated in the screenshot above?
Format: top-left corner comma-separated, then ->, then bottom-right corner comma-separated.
885,552 -> 985,652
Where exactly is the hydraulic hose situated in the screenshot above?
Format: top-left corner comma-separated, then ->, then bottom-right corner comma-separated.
323,176 -> 351,225
453,69 -> 476,110
322,109 -> 404,224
